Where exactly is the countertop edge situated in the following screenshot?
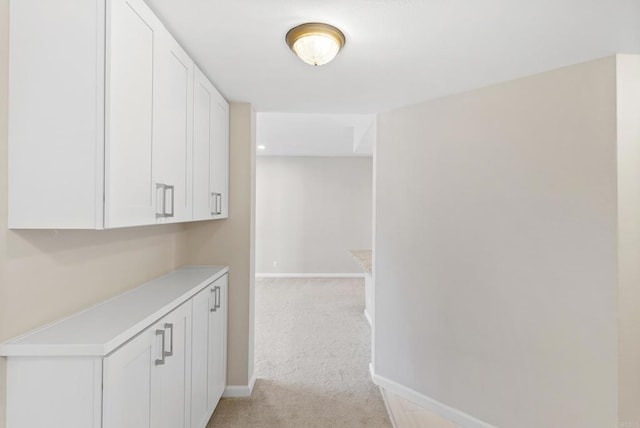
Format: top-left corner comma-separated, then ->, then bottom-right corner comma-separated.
0,265 -> 229,357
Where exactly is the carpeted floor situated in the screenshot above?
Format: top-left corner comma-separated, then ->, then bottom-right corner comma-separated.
208,277 -> 392,428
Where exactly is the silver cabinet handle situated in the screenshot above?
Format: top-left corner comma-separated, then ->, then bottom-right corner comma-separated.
165,185 -> 175,218
209,287 -> 218,312
164,323 -> 174,357
211,192 -> 221,216
156,183 -> 167,218
215,285 -> 221,310
155,329 -> 166,365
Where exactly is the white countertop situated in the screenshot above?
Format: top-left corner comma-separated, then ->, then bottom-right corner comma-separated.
0,265 -> 228,357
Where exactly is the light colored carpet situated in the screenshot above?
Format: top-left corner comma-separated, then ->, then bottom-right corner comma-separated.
208,277 -> 392,428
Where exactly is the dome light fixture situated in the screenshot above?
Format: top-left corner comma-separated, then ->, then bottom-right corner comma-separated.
286,22 -> 346,66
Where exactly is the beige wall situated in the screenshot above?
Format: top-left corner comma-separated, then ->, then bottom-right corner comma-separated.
375,57 -> 620,427
256,156 -> 372,274
617,54 -> 640,426
186,103 -> 256,387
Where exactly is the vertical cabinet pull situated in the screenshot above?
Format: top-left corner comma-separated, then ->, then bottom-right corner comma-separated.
209,287 -> 218,312
155,329 -> 166,365
211,192 -> 222,216
156,183 -> 167,218
215,285 -> 221,309
165,185 -> 175,218
156,184 -> 175,218
164,323 -> 174,357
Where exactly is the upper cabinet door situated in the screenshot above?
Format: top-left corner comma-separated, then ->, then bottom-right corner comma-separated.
104,0 -> 158,228
210,90 -> 230,219
192,66 -> 214,221
8,0 -> 105,229
193,67 -> 229,221
153,30 -> 194,224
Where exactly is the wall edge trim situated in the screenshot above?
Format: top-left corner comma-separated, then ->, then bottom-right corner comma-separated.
222,375 -> 257,398
369,364 -> 496,428
364,309 -> 372,326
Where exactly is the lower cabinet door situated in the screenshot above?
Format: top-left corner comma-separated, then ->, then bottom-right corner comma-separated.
103,328 -> 155,428
151,302 -> 193,428
208,274 -> 228,409
192,274 -> 228,427
191,283 -> 213,427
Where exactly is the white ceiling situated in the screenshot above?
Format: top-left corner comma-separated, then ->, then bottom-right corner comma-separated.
144,0 -> 640,155
257,113 -> 375,157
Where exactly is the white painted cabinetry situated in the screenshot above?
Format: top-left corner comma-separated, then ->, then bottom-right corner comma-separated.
105,0 -> 158,228
153,31 -> 195,224
208,275 -> 228,408
191,274 -> 228,427
193,67 -> 230,221
8,0 -> 228,229
0,266 -> 228,428
151,303 -> 193,428
102,326 -> 155,428
210,88 -> 230,219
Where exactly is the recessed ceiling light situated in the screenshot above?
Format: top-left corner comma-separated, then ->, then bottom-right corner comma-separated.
285,22 -> 346,66
257,145 -> 266,150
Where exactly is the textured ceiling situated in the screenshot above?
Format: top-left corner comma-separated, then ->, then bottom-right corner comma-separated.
145,0 -> 640,114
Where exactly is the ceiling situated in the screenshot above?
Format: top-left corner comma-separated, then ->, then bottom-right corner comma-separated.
257,113 -> 375,156
145,0 -> 640,155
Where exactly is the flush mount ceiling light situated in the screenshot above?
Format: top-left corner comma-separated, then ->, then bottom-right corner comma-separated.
286,22 -> 346,66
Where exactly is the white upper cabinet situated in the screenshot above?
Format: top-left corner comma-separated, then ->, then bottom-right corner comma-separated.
8,0 -> 106,229
193,66 -> 230,221
211,89 -> 230,219
8,0 -> 228,229
153,31 -> 194,224
105,0 -> 158,228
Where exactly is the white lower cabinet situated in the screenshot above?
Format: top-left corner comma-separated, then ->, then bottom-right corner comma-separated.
104,303 -> 194,428
151,303 -> 193,428
103,327 -> 155,428
208,276 -> 228,408
0,267 -> 228,428
191,274 -> 228,427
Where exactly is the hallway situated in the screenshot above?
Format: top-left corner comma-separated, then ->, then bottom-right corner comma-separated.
209,277 -> 390,427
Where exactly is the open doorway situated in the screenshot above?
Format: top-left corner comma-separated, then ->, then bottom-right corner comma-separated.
209,112 -> 388,427
254,113 -> 375,334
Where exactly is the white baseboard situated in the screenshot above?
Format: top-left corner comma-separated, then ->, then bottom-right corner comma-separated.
379,385 -> 398,428
256,273 -> 366,278
222,375 -> 257,398
364,309 -> 372,326
369,364 -> 495,428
